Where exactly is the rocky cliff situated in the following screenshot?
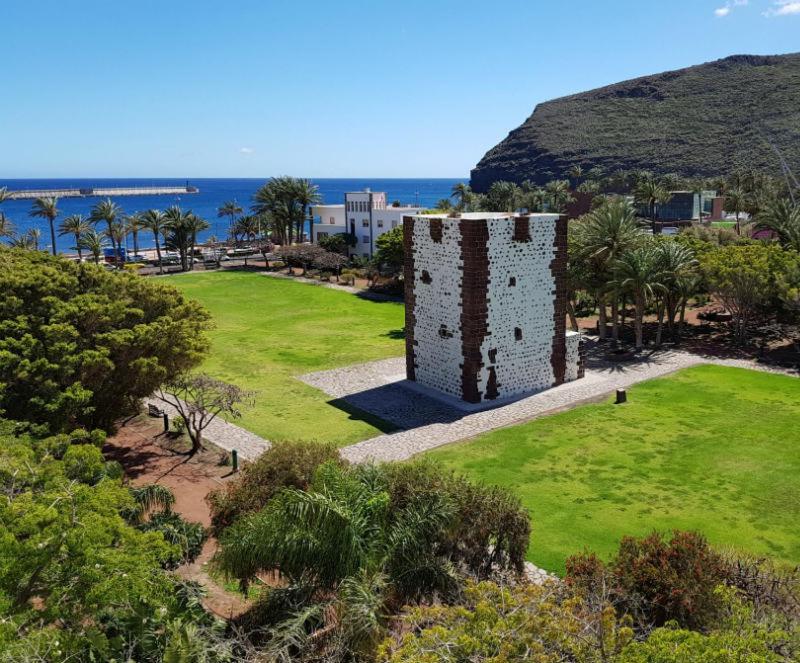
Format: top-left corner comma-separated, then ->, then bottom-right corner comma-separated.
470,53 -> 800,191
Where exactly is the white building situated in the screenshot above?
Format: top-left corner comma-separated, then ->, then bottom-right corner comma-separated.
311,189 -> 423,259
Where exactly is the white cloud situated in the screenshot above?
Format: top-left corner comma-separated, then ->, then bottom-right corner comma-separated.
715,0 -> 748,16
764,0 -> 800,16
239,147 -> 255,154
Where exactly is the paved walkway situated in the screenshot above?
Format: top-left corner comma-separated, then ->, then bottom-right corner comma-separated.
144,396 -> 270,461
147,347 -> 797,466
303,348 -> 797,463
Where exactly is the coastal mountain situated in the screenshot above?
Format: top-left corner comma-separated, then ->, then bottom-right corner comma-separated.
470,53 -> 800,190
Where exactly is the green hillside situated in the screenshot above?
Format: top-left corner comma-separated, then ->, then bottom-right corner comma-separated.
470,53 -> 800,190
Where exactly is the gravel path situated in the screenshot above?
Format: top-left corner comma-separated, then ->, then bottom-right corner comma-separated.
144,396 -> 270,461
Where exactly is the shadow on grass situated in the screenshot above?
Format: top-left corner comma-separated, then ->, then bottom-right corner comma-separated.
383,328 -> 406,340
328,398 -> 400,435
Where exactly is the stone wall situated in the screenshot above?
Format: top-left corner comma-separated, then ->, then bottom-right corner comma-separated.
404,213 -> 582,403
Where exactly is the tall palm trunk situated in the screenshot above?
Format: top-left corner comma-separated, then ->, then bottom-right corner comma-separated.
611,298 -> 620,342
655,299 -> 665,346
597,296 -> 607,340
132,229 -> 139,256
634,293 -> 645,350
153,231 -> 164,275
74,233 -> 83,261
48,217 -> 57,255
106,221 -> 117,264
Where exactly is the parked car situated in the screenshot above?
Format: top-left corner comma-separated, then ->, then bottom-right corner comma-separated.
661,226 -> 680,236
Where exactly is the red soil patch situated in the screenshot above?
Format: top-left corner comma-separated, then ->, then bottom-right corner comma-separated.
104,416 -> 251,619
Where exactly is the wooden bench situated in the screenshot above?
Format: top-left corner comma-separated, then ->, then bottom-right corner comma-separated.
148,403 -> 164,417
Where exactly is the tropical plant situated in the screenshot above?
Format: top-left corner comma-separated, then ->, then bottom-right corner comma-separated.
291,178 -> 322,242
141,209 -> 167,273
58,213 -> 90,261
634,175 -> 670,230
611,245 -> 665,349
78,228 -> 105,264
450,182 -> 472,210
544,178 -> 574,213
724,186 -> 749,234
374,225 -> 404,275
252,176 -> 318,245
571,198 -> 646,340
755,197 -> 800,251
487,180 -> 520,212
125,211 -> 144,257
90,198 -> 124,263
164,206 -> 209,271
0,212 -> 14,240
653,240 -> 699,343
217,199 -> 243,233
29,196 -> 59,255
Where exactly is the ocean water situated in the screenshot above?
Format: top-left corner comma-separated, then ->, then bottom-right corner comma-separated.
0,178 -> 462,253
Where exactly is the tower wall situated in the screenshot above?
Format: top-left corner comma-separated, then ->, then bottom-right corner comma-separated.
404,213 -> 580,404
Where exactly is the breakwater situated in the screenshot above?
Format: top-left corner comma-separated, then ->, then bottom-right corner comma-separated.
7,185 -> 199,200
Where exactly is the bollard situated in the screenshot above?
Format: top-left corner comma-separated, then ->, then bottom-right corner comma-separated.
163,412 -> 169,432
615,389 -> 627,404
232,449 -> 238,472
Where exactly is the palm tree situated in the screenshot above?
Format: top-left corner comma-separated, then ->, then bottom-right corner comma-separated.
544,179 -> 574,213
215,462 -> 458,658
487,181 -> 520,213
141,209 -> 167,274
450,182 -> 472,210
634,176 -> 669,231
30,197 -> 60,255
90,198 -> 124,264
291,178 -> 321,242
755,197 -> 800,251
653,240 -> 698,343
164,206 -> 208,271
572,198 -> 646,340
0,187 -> 11,204
58,214 -> 90,261
27,228 -> 42,251
725,186 -> 749,235
79,229 -> 105,264
611,245 -> 665,350
185,213 -> 210,270
217,200 -> 242,237
125,212 -> 144,257
105,220 -> 128,262
0,212 -> 14,240
568,164 -> 583,188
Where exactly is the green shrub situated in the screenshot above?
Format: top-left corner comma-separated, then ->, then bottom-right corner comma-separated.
384,460 -> 531,577
62,444 -> 106,484
206,440 -> 343,536
140,511 -> 207,567
567,530 -> 727,630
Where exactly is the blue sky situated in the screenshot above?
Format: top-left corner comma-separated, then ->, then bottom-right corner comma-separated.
1,0 -> 798,179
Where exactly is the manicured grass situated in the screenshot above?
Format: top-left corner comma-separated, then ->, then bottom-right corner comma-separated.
428,365 -> 800,574
711,221 -> 737,228
168,271 -> 404,445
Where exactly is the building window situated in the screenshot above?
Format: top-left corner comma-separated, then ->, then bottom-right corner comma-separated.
362,219 -> 369,227
363,252 -> 369,258
421,269 -> 432,284
377,220 -> 384,228
329,217 -> 335,224
514,327 -> 523,341
350,218 -> 355,224
509,276 -> 516,287
391,220 -> 398,228
362,236 -> 370,244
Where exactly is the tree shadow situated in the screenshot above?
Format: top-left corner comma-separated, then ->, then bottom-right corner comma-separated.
382,328 -> 406,340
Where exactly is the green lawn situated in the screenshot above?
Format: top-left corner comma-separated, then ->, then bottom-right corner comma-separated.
167,271 -> 404,445
711,220 -> 737,228
428,365 -> 800,574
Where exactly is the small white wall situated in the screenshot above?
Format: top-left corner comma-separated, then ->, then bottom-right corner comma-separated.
565,331 -> 582,382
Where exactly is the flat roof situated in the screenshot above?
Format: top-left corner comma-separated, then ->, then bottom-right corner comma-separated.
413,212 -> 561,220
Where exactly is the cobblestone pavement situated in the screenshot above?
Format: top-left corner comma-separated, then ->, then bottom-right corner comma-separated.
144,396 -> 270,461
299,346 -> 798,464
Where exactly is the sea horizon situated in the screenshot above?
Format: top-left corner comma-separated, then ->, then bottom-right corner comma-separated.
0,177 -> 465,253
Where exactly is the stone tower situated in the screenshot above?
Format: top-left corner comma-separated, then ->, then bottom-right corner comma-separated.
403,213 -> 583,405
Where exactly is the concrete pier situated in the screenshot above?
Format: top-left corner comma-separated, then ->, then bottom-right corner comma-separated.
7,185 -> 199,200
